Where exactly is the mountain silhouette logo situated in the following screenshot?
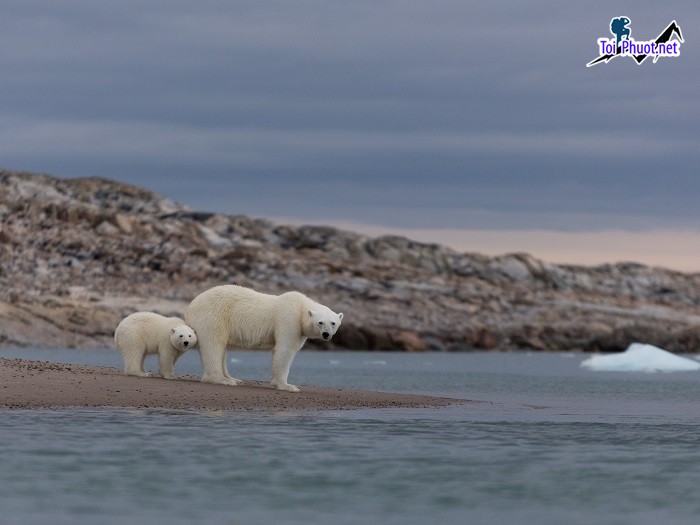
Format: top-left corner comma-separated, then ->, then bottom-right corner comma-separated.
587,18 -> 683,67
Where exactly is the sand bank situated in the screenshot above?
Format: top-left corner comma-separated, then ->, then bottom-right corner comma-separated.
0,358 -> 464,411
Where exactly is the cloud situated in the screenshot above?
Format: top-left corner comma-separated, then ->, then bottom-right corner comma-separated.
0,1 -> 697,235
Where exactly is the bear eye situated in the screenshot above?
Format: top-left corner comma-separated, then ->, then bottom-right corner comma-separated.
331,322 -> 336,326
179,335 -> 183,338
318,321 -> 323,326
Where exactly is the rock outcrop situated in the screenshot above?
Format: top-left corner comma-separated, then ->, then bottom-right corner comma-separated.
1,168 -> 698,352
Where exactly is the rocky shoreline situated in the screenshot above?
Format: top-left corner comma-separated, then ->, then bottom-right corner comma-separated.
1,168 -> 698,352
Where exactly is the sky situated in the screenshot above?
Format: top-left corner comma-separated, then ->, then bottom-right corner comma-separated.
1,1 -> 698,271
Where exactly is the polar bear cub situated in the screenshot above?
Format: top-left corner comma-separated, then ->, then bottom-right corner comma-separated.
185,285 -> 343,392
114,312 -> 197,379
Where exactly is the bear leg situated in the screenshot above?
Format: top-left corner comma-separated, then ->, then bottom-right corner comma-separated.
270,346 -> 301,392
220,350 -> 242,383
222,349 -> 234,380
199,336 -> 241,386
158,347 -> 179,380
122,350 -> 152,378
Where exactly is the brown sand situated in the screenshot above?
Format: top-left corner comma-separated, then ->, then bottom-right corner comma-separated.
0,358 -> 465,411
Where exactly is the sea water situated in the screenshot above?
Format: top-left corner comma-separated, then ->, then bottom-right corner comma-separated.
1,349 -> 700,525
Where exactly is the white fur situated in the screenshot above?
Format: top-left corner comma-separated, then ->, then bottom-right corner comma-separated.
185,285 -> 343,391
114,312 -> 197,379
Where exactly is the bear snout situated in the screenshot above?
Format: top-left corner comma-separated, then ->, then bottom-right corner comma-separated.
183,340 -> 189,347
322,332 -> 331,340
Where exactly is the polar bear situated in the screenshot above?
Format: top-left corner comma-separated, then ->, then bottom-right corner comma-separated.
114,312 -> 197,379
185,285 -> 343,392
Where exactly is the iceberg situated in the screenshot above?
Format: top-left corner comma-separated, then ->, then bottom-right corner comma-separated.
580,343 -> 700,373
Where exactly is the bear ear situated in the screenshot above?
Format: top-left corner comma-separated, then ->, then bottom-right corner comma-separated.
171,327 -> 176,334
308,309 -> 315,318
338,312 -> 344,321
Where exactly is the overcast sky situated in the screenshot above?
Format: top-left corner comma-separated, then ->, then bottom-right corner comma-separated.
1,2 -> 697,269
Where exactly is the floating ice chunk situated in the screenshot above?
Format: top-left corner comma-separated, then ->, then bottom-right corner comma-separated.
363,360 -> 387,366
581,343 -> 700,373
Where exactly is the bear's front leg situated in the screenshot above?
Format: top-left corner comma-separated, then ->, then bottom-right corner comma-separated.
270,344 -> 302,393
158,347 -> 180,380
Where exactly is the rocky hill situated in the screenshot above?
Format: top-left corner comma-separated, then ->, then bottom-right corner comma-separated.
1,168 -> 698,352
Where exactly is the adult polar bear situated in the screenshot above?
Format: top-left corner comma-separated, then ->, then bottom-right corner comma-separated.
185,285 -> 343,392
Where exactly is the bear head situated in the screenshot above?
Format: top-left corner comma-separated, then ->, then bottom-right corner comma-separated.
170,324 -> 197,352
307,309 -> 344,341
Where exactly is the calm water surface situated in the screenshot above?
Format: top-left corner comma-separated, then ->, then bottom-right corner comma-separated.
1,348 -> 700,525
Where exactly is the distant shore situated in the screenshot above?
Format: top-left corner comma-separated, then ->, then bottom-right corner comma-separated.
0,358 -> 463,411
3,170 -> 698,354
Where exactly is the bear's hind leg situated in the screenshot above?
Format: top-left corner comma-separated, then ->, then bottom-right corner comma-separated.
122,349 -> 152,378
199,334 -> 241,386
221,349 -> 241,383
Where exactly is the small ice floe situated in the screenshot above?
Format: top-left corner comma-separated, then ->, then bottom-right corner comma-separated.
329,359 -> 340,365
229,357 -> 242,363
363,360 -> 387,366
580,343 -> 700,373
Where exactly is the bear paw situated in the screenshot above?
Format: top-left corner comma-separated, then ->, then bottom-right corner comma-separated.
274,382 -> 300,393
201,375 -> 242,386
125,370 -> 152,378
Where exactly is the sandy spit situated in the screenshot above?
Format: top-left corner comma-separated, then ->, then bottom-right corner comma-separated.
0,358 -> 466,411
